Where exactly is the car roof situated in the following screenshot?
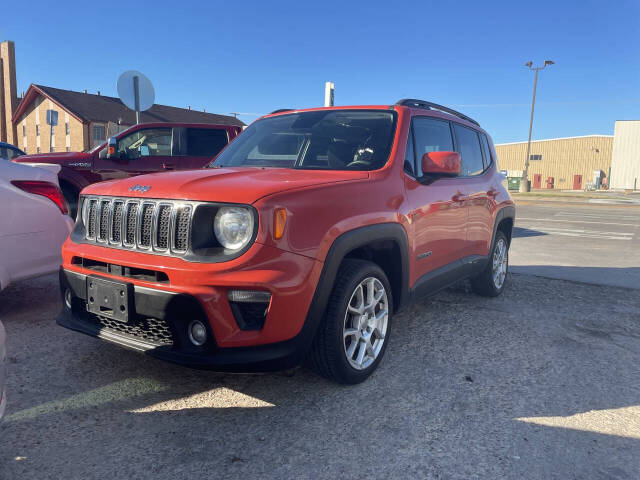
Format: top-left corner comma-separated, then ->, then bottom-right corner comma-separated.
262,104 -> 485,133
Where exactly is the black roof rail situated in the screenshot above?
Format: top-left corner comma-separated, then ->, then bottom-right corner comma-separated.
395,98 -> 479,126
269,108 -> 295,115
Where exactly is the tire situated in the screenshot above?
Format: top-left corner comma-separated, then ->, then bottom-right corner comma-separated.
470,231 -> 509,297
60,183 -> 79,219
309,259 -> 393,384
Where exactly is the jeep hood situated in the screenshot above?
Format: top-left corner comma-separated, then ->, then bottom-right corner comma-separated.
81,167 -> 369,204
14,151 -> 92,166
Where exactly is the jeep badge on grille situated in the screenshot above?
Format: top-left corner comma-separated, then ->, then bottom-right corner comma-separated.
129,184 -> 151,193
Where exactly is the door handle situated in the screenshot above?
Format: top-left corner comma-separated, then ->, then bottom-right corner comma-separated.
487,188 -> 499,198
162,163 -> 175,170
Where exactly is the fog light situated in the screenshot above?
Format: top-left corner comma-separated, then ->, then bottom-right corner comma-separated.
64,288 -> 73,309
188,320 -> 207,346
227,290 -> 271,303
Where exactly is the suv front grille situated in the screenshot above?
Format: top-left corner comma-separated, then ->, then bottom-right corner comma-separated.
82,196 -> 194,255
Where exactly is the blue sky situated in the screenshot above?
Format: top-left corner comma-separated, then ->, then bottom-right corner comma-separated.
3,0 -> 639,143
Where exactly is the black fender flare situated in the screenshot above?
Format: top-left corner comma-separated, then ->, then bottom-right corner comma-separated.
293,222 -> 410,359
58,167 -> 90,193
490,205 -> 516,253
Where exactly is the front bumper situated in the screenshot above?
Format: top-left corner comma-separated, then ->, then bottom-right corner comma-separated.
57,247 -> 324,371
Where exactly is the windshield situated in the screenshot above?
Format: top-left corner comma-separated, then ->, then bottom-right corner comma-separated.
209,110 -> 396,171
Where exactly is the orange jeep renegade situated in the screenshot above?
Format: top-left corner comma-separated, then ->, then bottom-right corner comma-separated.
58,99 -> 515,384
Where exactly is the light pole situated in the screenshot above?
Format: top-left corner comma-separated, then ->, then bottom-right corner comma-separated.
520,60 -> 554,193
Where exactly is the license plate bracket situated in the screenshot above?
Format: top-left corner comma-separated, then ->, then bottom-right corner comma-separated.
86,276 -> 134,322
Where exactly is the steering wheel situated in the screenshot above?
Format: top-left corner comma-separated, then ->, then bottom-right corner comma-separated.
345,159 -> 371,169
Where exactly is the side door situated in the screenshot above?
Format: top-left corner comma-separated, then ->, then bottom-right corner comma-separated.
92,127 -> 174,181
453,124 -> 494,258
170,127 -> 230,170
404,116 -> 468,288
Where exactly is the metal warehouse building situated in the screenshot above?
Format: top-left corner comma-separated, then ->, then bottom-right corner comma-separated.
495,135 -> 613,190
610,120 -> 640,190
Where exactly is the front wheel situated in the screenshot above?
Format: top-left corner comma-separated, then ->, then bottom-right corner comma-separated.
470,231 -> 509,297
309,259 -> 393,384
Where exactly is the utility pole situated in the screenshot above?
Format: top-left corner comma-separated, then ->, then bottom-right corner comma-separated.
520,60 -> 554,193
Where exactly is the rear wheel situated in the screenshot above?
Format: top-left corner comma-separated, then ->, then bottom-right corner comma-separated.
470,231 -> 509,297
309,259 -> 392,384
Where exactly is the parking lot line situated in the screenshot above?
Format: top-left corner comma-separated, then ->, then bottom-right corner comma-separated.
518,217 -> 638,227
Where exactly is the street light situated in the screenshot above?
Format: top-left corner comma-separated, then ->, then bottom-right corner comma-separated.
520,60 -> 554,192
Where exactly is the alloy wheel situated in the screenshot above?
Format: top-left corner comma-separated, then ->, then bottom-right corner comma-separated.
342,277 -> 389,370
492,238 -> 508,289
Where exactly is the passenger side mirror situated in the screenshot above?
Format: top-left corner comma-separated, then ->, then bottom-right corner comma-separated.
421,151 -> 461,178
106,137 -> 119,159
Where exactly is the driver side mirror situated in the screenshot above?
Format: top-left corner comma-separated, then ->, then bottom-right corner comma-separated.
421,151 -> 461,179
106,137 -> 119,159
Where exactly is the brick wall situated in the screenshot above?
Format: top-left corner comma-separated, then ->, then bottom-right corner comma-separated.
16,94 -> 87,154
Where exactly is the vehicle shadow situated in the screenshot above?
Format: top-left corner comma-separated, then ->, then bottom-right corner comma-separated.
0,272 -> 639,478
512,226 -> 548,238
509,265 -> 640,290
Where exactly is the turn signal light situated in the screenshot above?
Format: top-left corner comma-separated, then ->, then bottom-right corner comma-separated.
11,180 -> 69,215
273,208 -> 287,240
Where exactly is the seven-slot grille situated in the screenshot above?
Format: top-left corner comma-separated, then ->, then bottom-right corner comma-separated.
83,196 -> 193,254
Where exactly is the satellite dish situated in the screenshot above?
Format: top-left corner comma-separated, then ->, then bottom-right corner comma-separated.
117,70 -> 155,123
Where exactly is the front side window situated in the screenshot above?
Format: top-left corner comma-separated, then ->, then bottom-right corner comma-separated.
187,128 -> 228,157
404,129 -> 415,176
117,128 -> 172,159
412,117 -> 454,177
453,124 -> 484,176
209,110 -> 396,171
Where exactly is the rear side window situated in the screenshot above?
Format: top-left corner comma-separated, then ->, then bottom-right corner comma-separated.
453,124 -> 484,176
412,118 -> 454,176
187,128 -> 229,157
0,146 -> 23,160
479,133 -> 493,168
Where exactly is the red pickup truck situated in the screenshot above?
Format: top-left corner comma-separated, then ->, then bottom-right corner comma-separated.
14,122 -> 242,216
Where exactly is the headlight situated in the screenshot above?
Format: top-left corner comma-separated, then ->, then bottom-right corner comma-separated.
214,206 -> 254,250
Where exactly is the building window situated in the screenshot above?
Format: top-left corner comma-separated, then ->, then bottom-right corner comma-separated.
66,147 -> 70,152
36,124 -> 40,136
37,147 -> 41,153
51,146 -> 55,153
529,154 -> 542,161
22,124 -> 26,136
65,122 -> 70,135
93,125 -> 106,142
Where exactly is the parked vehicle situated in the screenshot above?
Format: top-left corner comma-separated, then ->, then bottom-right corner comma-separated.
57,99 -> 515,384
0,320 -> 5,421
13,122 -> 243,217
0,160 -> 74,291
0,141 -> 25,161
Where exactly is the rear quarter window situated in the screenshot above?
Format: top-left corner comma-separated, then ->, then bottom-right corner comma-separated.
187,128 -> 229,157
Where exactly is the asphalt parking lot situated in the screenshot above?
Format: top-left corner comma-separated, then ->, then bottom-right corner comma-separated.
1,202 -> 639,479
511,202 -> 640,289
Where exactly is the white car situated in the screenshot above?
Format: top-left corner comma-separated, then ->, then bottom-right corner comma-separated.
0,319 -> 5,420
0,159 -> 74,291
